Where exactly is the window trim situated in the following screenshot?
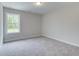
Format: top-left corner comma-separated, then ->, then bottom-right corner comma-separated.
6,13 -> 20,34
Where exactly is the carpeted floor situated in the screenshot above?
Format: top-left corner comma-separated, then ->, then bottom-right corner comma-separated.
0,37 -> 79,56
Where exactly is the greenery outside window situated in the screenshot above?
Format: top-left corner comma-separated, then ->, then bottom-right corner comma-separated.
7,13 -> 20,33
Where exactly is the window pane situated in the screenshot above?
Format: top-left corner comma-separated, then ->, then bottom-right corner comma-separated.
7,13 -> 20,33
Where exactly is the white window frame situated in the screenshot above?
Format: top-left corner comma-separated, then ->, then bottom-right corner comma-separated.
6,13 -> 20,34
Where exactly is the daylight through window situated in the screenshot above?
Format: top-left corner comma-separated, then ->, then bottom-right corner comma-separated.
7,13 -> 20,33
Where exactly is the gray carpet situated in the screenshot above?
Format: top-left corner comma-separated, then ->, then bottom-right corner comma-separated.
0,37 -> 79,56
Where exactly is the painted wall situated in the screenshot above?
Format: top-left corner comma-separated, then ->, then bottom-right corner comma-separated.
0,3 -> 3,45
3,7 -> 41,42
42,7 -> 79,46
3,5 -> 79,47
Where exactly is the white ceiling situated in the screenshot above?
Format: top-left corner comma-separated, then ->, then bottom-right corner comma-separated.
2,2 -> 79,14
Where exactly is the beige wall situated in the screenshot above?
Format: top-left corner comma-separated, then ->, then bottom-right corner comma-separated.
3,7 -> 41,42
42,7 -> 79,47
2,5 -> 79,47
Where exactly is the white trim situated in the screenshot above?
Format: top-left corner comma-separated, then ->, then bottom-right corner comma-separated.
4,35 -> 41,43
6,13 -> 20,34
0,3 -> 3,45
41,34 -> 79,47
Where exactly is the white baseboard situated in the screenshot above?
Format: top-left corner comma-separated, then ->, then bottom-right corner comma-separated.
42,34 -> 79,47
4,33 -> 79,47
4,35 -> 41,43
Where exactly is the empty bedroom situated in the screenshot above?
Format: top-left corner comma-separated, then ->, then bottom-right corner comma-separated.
0,2 -> 79,56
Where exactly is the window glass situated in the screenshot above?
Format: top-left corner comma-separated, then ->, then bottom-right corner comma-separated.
7,13 -> 20,33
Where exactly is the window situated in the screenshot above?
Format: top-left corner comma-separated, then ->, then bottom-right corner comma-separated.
7,13 -> 20,33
